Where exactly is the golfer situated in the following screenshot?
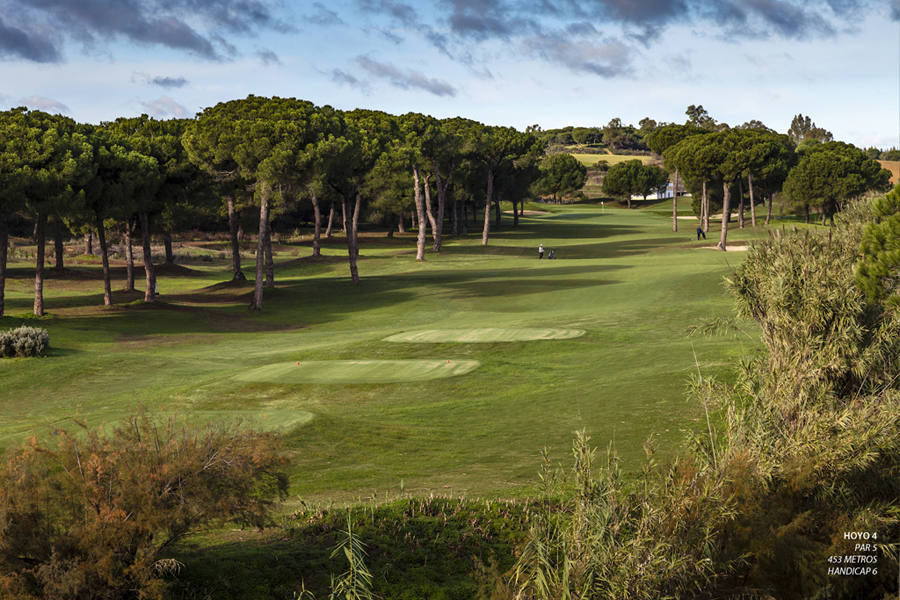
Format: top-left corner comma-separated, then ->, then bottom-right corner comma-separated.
696,226 -> 706,240
538,243 -> 544,259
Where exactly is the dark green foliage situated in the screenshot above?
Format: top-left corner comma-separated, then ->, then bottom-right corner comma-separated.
0,326 -> 49,357
175,497 -> 529,600
533,153 -> 587,202
787,113 -> 833,145
783,141 -> 892,221
602,118 -> 648,152
644,123 -> 705,156
720,199 -> 900,598
601,160 -> 668,207
513,433 -> 735,600
530,126 -> 603,148
684,104 -> 722,130
857,184 -> 900,306
0,416 -> 288,600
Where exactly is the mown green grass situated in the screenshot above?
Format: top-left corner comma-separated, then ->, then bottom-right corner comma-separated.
383,327 -> 584,343
1,201 -> 779,501
235,359 -> 482,384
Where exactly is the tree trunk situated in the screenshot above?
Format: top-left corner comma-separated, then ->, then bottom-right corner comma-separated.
125,218 -> 135,292
672,170 -> 679,232
738,179 -> 745,229
748,173 -> 757,227
626,194 -> 632,209
765,193 -> 773,226
398,214 -> 407,234
139,211 -> 156,302
33,213 -> 46,316
413,167 -> 427,261
343,193 -> 360,284
423,174 -> 439,248
717,181 -> 732,251
805,204 -> 810,224
519,202 -> 524,217
250,182 -> 270,310
513,199 -> 519,228
227,197 -> 245,281
339,201 -> 345,234
352,193 -> 361,257
264,218 -> 274,288
433,172 -> 449,251
84,231 -> 92,255
53,223 -> 64,272
325,202 -> 335,238
311,193 -> 322,257
163,231 -> 174,264
452,197 -> 459,236
0,220 -> 7,317
96,216 -> 112,306
494,196 -> 501,229
702,180 -> 709,233
482,170 -> 494,246
821,212 -> 827,226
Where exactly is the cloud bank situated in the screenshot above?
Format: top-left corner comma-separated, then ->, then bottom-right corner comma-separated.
0,0 -> 289,62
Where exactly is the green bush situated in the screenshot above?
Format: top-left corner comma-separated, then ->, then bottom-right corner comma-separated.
0,326 -> 49,358
0,416 -> 288,600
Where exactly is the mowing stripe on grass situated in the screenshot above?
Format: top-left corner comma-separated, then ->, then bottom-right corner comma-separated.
384,328 -> 585,343
234,359 -> 481,384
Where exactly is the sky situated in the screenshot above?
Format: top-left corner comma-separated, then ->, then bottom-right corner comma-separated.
0,0 -> 898,148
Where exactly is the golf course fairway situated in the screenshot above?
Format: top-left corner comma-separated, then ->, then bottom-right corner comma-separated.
384,327 -> 585,343
0,199 -> 778,499
234,359 -> 481,384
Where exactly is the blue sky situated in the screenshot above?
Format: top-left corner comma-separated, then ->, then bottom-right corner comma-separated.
0,0 -> 898,148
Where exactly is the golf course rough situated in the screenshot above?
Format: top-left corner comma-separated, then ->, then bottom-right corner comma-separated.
234,359 -> 481,384
384,328 -> 586,343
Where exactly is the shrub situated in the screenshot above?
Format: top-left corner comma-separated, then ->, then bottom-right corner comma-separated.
0,416 -> 288,600
0,326 -> 49,358
512,194 -> 899,600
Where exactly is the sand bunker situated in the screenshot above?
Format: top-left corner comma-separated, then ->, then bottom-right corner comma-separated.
698,245 -> 749,251
384,328 -> 585,343
234,359 -> 480,384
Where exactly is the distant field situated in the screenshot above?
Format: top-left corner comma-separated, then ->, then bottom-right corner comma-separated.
568,152 -> 656,167
878,159 -> 899,184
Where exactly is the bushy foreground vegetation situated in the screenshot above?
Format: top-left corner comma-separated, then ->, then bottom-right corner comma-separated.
0,326 -> 48,357
0,417 -> 287,600
511,192 -> 900,599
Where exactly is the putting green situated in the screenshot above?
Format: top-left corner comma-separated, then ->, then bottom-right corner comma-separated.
234,359 -> 480,384
384,328 -> 586,343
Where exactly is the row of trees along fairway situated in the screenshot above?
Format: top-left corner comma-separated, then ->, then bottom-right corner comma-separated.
1,100 -> 891,315
637,107 -> 890,248
1,98 -> 549,314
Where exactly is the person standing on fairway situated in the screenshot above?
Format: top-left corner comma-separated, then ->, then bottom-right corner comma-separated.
538,243 -> 544,259
696,226 -> 706,240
